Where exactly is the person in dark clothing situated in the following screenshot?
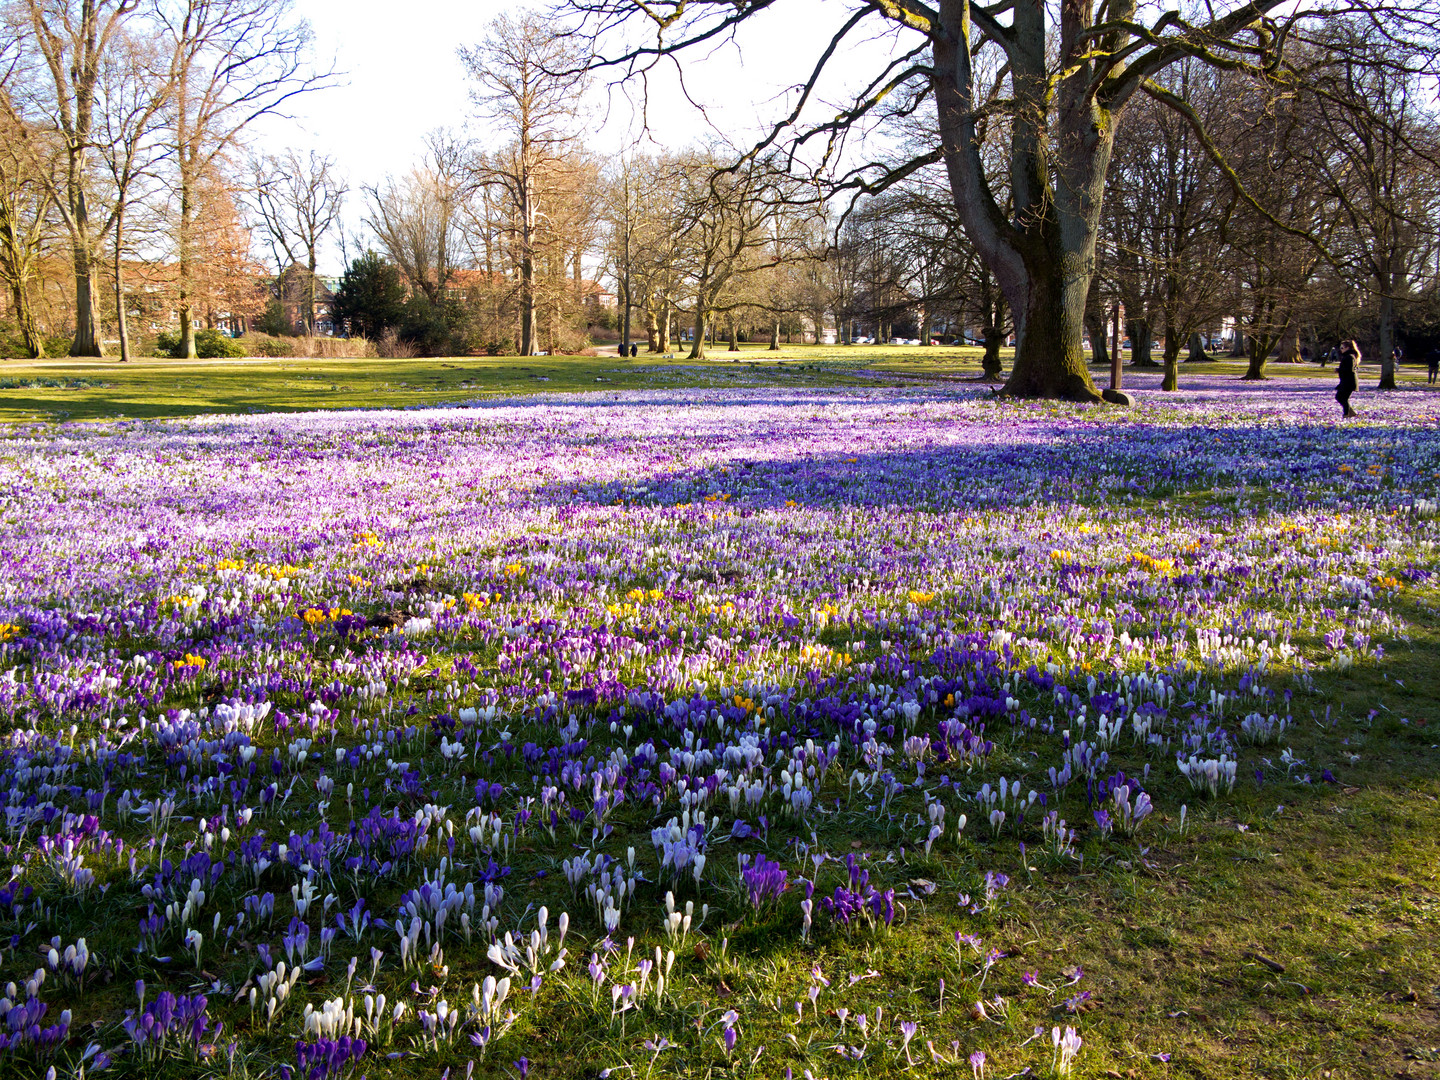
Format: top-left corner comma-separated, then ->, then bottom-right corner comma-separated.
630,343 -> 638,357
1427,346 -> 1440,385
1335,339 -> 1359,417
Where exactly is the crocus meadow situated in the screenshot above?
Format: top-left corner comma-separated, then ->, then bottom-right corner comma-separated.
0,376 -> 1434,1077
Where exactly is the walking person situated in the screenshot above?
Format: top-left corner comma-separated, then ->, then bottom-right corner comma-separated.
1427,344 -> 1440,386
1335,339 -> 1360,418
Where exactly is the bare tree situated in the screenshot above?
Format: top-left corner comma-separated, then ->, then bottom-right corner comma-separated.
562,0 -> 1440,400
250,148 -> 346,334
460,11 -> 588,356
1304,23 -> 1440,388
2,0 -> 141,355
94,27 -> 173,362
0,108 -> 55,357
155,0 -> 332,359
364,134 -> 467,306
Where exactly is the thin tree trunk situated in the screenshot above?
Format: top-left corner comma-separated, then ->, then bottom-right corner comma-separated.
659,303 -> 671,353
769,320 -> 779,350
520,167 -> 537,356
178,153 -> 197,359
114,211 -> 131,363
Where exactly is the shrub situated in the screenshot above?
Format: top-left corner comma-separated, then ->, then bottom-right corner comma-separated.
154,329 -> 246,359
246,336 -> 295,358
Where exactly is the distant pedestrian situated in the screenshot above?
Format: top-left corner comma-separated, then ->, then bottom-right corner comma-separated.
1335,339 -> 1360,418
1321,345 -> 1337,368
630,343 -> 638,358
1427,345 -> 1440,385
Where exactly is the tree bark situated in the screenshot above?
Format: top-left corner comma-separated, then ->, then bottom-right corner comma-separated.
1001,256 -> 1100,400
70,240 -> 103,356
1277,324 -> 1301,363
1228,312 -> 1247,357
114,210 -> 131,363
1086,306 -> 1108,373
1128,318 -> 1156,366
1161,332 -> 1181,391
1376,280 -> 1396,390
520,167 -> 537,356
1186,332 -> 1208,363
769,320 -> 780,350
659,303 -> 671,353
688,308 -> 707,360
728,314 -> 739,352
645,303 -> 658,352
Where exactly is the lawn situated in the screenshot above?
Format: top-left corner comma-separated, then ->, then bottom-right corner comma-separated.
4,348 -> 1431,423
0,375 -> 1437,1079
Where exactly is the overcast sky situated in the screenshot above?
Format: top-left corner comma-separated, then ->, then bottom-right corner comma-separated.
250,0 -> 901,272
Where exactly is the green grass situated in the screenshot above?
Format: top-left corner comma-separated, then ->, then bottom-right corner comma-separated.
2,348 -> 1432,423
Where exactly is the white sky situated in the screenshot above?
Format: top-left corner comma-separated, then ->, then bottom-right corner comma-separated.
250,0 -> 904,273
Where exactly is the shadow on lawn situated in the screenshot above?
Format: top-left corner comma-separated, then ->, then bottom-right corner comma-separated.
520,417 -> 1437,515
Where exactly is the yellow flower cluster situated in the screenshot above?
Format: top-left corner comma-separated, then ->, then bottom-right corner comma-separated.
0,623 -> 20,643
626,587 -> 664,603
799,643 -> 852,670
463,592 -> 491,611
172,653 -> 207,671
908,590 -> 935,606
302,607 -> 352,626
209,558 -> 306,579
503,562 -> 526,578
1050,549 -> 1077,563
354,530 -> 384,548
733,694 -> 757,714
1128,551 -> 1175,574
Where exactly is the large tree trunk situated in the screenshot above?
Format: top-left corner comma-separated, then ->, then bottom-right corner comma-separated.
1162,332 -> 1182,391
1187,332 -> 1209,363
688,307 -> 707,360
70,237 -> 103,356
1277,324 -> 1301,364
1376,282 -> 1396,390
1228,312 -> 1247,357
1127,318 -> 1156,366
9,281 -> 43,358
1086,306 -> 1108,373
1001,256 -> 1100,401
728,314 -> 739,352
645,303 -> 658,352
769,320 -> 780,350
